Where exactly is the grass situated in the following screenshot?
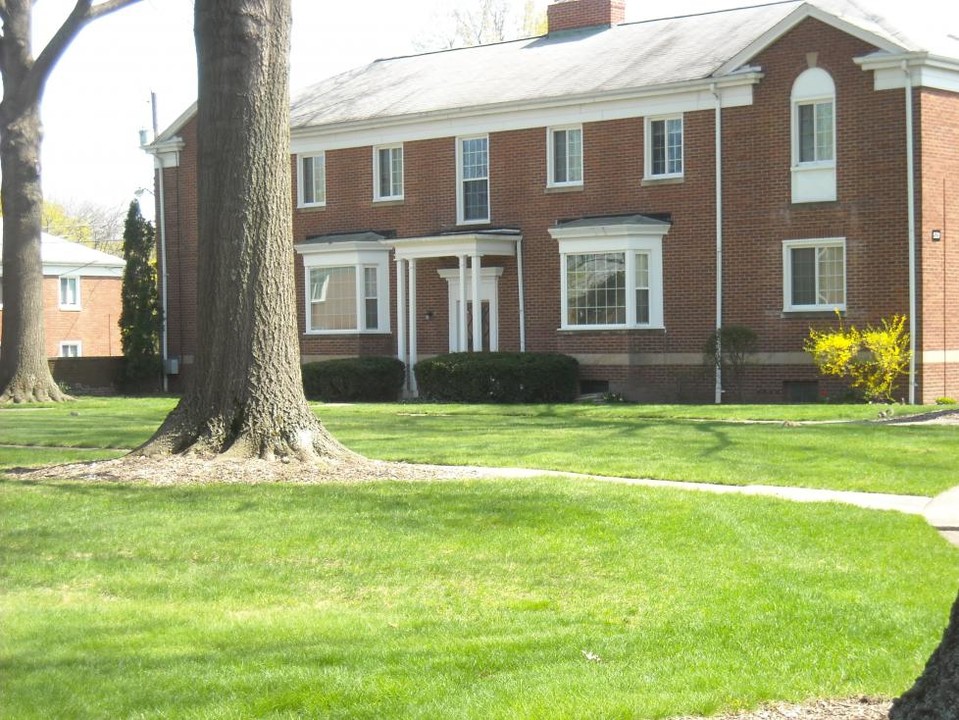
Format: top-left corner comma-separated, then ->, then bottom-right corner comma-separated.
1,475 -> 956,719
1,397 -> 956,495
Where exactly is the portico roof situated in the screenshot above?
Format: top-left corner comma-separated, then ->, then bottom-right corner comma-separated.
388,229 -> 521,261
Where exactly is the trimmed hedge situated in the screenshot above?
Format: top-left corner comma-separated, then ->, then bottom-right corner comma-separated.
302,357 -> 406,402
414,352 -> 579,403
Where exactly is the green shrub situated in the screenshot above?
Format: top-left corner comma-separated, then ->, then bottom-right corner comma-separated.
935,397 -> 957,405
415,352 -> 579,403
301,357 -> 405,402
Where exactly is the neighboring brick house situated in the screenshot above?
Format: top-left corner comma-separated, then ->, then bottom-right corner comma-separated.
0,224 -> 124,358
146,0 -> 959,403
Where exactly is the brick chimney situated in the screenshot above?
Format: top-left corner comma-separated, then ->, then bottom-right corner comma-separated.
547,0 -> 626,33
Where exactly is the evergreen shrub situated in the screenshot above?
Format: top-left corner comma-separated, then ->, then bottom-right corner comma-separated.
301,357 -> 405,402
414,352 -> 579,403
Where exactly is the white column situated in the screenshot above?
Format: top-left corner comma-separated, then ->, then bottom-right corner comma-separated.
471,253 -> 483,352
408,259 -> 419,396
516,239 -> 526,352
458,254 -> 468,352
395,258 -> 408,394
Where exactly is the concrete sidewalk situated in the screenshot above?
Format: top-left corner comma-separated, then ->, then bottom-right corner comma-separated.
473,466 -> 959,546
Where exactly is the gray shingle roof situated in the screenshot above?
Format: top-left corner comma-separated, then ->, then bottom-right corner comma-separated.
289,0 -> 947,131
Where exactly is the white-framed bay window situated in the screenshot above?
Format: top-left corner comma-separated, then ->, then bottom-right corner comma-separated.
373,143 -> 404,201
294,235 -> 391,334
547,125 -> 583,188
645,115 -> 683,179
549,217 -> 669,330
297,151 -> 326,207
791,68 -> 836,203
782,237 -> 846,312
456,134 -> 489,224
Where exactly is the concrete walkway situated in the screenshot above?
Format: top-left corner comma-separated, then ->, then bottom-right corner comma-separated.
472,466 -> 959,547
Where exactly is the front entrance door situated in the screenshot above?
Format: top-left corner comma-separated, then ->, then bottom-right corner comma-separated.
439,268 -> 502,352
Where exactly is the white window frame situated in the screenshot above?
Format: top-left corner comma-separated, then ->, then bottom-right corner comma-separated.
297,245 -> 391,335
456,134 -> 490,225
59,275 -> 81,310
552,229 -> 667,331
644,114 -> 684,180
297,151 -> 326,208
373,144 -> 404,202
59,341 -> 82,358
782,237 -> 846,312
0,276 -> 4,308
791,68 -> 836,203
547,124 -> 584,188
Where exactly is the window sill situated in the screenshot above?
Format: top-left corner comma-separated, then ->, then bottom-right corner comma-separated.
372,198 -> 404,206
641,176 -> 684,187
545,184 -> 584,194
558,325 -> 665,333
304,330 -> 392,336
297,204 -> 327,212
781,307 -> 845,317
58,306 -> 82,312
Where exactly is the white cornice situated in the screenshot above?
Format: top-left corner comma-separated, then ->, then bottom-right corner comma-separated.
143,137 -> 185,169
291,74 -> 762,153
855,52 -> 959,92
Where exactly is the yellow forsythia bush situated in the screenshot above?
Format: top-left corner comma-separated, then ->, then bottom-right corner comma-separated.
805,313 -> 911,402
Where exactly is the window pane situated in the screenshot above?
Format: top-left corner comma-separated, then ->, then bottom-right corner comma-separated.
310,267 -> 356,330
364,266 -> 378,330
60,277 -> 77,306
313,155 -> 326,203
817,245 -> 844,305
666,118 -> 682,174
567,128 -> 583,182
651,120 -> 666,175
462,138 -> 487,180
302,156 -> 315,204
791,247 -> 816,305
815,102 -> 833,162
378,149 -> 392,198
798,104 -> 816,163
391,148 -> 403,196
635,253 -> 650,324
553,130 -> 568,184
566,253 -> 626,326
463,179 -> 488,221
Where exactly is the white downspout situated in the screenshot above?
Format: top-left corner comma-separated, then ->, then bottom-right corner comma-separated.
712,83 -> 724,404
904,61 -> 917,404
517,237 -> 526,352
155,159 -> 170,394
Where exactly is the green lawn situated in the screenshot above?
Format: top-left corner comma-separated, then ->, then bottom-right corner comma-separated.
1,397 -> 956,495
1,475 -> 956,719
0,396 -> 957,718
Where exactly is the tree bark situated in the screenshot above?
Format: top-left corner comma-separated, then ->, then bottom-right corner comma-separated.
136,0 -> 354,461
890,589 -> 959,720
0,0 -> 142,403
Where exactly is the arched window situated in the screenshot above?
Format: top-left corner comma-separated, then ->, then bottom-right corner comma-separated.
791,68 -> 836,203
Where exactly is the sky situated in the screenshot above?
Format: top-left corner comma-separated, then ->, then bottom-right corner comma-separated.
26,0 -> 959,222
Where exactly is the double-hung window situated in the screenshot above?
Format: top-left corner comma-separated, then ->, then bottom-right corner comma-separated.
298,152 -> 326,207
457,135 -> 489,224
646,115 -> 683,179
373,144 -> 404,201
548,125 -> 583,187
550,218 -> 669,330
295,236 -> 390,334
59,276 -> 80,310
782,238 -> 846,311
791,68 -> 836,202
59,341 -> 81,358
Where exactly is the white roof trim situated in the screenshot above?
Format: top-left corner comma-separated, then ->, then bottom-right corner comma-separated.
713,3 -> 907,77
388,232 -> 521,261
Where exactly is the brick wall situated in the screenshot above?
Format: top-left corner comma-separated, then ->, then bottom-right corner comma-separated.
157,16 -> 957,402
546,0 -> 626,32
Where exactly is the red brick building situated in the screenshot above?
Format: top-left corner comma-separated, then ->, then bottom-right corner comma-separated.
146,0 -> 959,403
0,225 -> 124,358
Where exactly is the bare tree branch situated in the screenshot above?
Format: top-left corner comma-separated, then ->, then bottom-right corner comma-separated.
21,0 -> 142,106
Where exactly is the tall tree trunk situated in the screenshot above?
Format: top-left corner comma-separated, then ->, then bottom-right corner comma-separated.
136,0 -> 352,461
0,4 -> 67,403
890,590 -> 959,720
1,0 -> 143,403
